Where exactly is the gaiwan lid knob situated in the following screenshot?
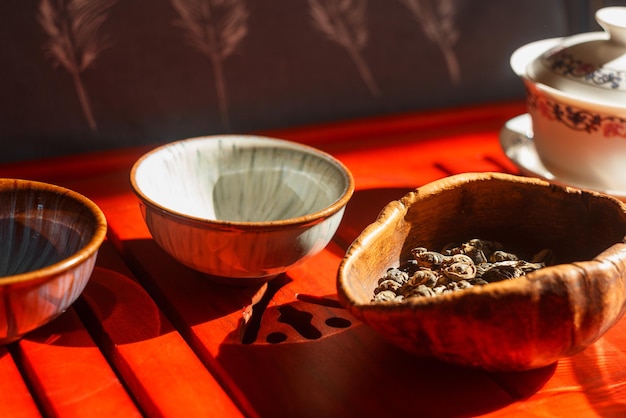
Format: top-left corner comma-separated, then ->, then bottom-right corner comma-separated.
526,7 -> 626,105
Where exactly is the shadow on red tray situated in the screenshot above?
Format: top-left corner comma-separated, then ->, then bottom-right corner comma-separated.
215,286 -> 558,417
15,185 -> 625,416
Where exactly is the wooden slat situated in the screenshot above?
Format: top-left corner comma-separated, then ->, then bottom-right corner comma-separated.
0,146 -> 151,186
77,242 -> 248,417
484,319 -> 626,417
14,308 -> 140,417
0,347 -> 40,417
264,100 -> 527,146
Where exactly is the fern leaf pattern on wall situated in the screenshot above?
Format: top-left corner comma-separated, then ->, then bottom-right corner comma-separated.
38,0 -> 118,132
399,0 -> 460,83
171,0 -> 248,130
308,0 -> 380,97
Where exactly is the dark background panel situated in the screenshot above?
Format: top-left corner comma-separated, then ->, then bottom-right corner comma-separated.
0,0 -> 619,163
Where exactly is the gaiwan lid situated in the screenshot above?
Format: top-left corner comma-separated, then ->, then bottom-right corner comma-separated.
524,7 -> 626,106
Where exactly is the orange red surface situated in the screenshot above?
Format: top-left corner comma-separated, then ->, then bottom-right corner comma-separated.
2,100 -> 625,417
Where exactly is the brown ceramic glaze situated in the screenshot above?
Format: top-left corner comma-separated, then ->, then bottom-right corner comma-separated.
337,172 -> 626,371
0,178 -> 107,344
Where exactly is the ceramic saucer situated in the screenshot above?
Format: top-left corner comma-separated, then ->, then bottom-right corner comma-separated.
499,114 -> 626,202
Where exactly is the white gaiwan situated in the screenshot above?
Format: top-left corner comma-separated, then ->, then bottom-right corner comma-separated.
511,7 -> 626,193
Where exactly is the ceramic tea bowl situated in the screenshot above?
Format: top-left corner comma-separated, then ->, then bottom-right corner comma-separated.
511,7 -> 626,193
337,172 -> 626,371
0,178 -> 107,344
130,135 -> 355,285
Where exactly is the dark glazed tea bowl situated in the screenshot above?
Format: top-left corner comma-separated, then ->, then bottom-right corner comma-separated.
0,179 -> 107,344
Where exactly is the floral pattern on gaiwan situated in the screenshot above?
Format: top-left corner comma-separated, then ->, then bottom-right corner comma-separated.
526,86 -> 626,139
546,51 -> 625,90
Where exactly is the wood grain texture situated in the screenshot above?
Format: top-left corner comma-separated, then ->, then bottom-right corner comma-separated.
14,308 -> 140,417
337,172 -> 626,371
0,346 -> 40,417
79,242 -> 247,417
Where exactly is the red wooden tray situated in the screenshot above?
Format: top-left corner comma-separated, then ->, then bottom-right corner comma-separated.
2,101 -> 625,417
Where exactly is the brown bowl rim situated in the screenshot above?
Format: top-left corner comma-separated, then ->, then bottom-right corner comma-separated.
129,134 -> 356,230
0,178 -> 108,285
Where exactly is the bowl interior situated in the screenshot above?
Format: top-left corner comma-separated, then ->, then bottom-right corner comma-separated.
133,136 -> 352,222
0,186 -> 98,277
341,174 -> 626,305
